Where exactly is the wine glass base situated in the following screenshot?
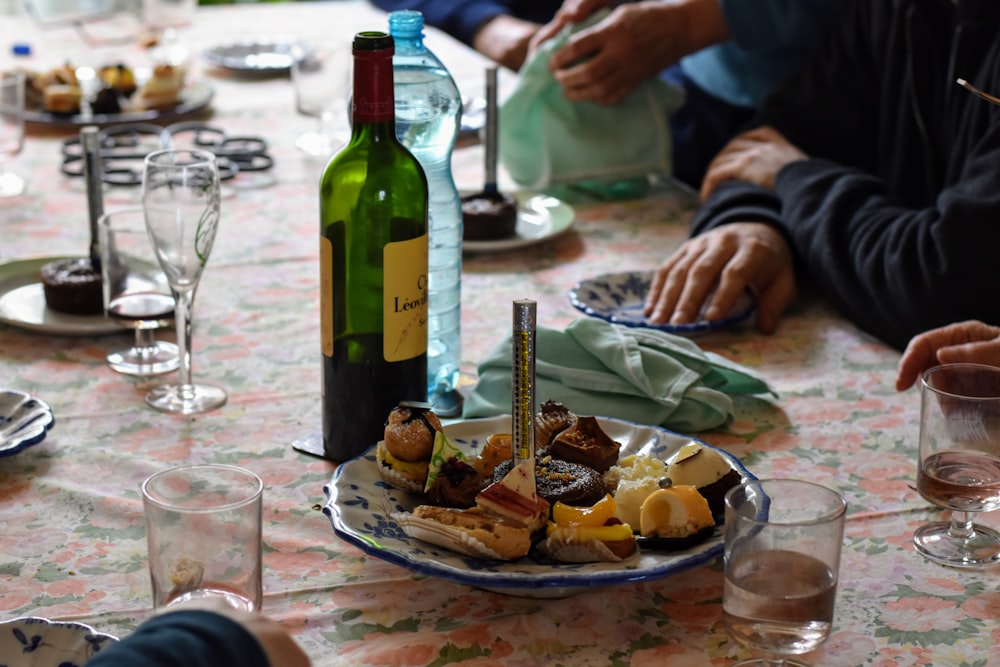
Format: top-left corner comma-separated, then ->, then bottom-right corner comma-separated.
146,383 -> 227,415
0,171 -> 26,197
730,660 -> 811,666
913,521 -> 1000,568
107,341 -> 180,376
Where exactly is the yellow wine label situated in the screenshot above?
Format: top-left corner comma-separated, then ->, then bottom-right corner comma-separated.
383,234 -> 428,362
320,235 -> 333,357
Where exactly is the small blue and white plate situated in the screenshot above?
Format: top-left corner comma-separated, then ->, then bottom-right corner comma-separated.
0,617 -> 117,667
568,270 -> 754,334
0,390 -> 55,458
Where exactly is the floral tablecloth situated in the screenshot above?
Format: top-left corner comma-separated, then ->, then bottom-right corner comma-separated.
1,3 -> 998,665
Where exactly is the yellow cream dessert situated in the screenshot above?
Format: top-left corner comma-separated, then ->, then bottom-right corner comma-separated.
639,486 -> 714,539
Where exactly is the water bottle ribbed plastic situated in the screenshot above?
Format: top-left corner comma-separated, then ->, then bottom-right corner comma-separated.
389,10 -> 463,410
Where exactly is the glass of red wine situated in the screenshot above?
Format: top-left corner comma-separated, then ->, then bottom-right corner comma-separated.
723,479 -> 846,666
914,363 -> 1000,568
98,207 -> 179,376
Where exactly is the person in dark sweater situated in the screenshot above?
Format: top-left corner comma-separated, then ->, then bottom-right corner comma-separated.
85,599 -> 311,667
644,0 -> 1000,351
367,0 -> 843,187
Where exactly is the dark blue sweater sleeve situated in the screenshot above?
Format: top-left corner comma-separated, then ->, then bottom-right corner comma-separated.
690,0 -> 1000,350
85,611 -> 270,667
366,1 -> 558,45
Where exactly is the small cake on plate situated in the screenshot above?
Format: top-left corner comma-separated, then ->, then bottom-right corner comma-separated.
40,257 -> 103,315
461,191 -> 518,241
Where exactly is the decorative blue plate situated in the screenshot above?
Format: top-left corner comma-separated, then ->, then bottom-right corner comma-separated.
324,415 -> 754,598
0,390 -> 55,458
568,270 -> 755,334
0,617 -> 117,667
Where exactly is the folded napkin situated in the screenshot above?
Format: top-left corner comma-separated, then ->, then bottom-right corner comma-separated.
463,318 -> 775,433
499,11 -> 685,195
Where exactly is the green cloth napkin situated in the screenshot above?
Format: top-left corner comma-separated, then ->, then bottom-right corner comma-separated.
462,318 -> 775,433
499,11 -> 685,195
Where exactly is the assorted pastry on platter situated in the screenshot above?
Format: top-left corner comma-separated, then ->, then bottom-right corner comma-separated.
11,60 -> 186,117
377,400 -> 744,564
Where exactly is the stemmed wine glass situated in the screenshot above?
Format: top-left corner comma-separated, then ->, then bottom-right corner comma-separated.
141,148 -> 226,414
723,479 -> 847,667
0,72 -> 26,198
99,207 -> 179,376
914,363 -> 1000,568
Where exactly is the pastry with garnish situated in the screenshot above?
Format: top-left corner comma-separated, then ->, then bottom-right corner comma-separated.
665,442 -> 742,519
98,63 -> 137,97
376,401 -> 441,493
538,494 -> 638,562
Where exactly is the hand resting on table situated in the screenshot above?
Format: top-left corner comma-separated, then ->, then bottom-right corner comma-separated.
896,320 -> 1000,391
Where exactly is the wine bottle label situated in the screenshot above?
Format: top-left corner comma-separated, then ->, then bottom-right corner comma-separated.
320,235 -> 334,357
383,234 -> 428,362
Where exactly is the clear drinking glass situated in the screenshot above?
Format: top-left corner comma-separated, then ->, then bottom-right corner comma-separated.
723,479 -> 847,667
99,207 -> 179,376
142,463 -> 263,611
142,0 -> 197,64
141,148 -> 226,414
0,72 -> 26,198
291,45 -> 351,158
914,363 -> 1000,568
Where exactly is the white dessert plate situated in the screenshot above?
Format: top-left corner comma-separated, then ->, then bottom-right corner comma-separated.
324,415 -> 753,598
462,193 -> 575,253
0,389 -> 55,458
569,270 -> 755,335
203,38 -> 314,72
0,616 -> 118,667
0,257 -> 122,336
20,67 -> 213,128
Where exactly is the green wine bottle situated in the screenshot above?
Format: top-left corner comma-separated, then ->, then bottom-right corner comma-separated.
320,31 -> 429,462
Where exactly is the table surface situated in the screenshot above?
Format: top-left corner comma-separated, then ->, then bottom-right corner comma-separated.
2,3 -> 998,666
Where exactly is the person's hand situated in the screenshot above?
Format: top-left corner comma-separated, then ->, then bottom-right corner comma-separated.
535,0 -> 726,106
700,126 -> 808,201
895,320 -> 1000,391
529,0 -> 615,52
159,599 -> 311,667
472,15 -> 541,71
643,222 -> 796,334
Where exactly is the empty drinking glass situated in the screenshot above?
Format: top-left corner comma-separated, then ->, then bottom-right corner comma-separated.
291,45 -> 350,158
0,72 -> 26,198
142,148 -> 226,414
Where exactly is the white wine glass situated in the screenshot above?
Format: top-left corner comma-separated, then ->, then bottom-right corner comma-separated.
0,72 -> 26,198
914,363 -> 1000,568
141,148 -> 226,414
723,479 -> 846,667
291,45 -> 351,158
99,207 -> 179,376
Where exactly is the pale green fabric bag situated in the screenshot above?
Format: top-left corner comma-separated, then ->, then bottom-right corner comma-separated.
499,12 -> 685,192
463,318 -> 776,433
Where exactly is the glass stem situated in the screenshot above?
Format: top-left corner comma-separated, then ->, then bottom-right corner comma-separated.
174,288 -> 194,390
133,328 -> 157,358
949,511 -> 976,540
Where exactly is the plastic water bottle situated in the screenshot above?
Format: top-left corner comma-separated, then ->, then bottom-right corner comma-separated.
389,10 -> 464,415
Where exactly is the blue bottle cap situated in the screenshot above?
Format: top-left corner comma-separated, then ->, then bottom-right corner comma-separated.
12,43 -> 32,56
